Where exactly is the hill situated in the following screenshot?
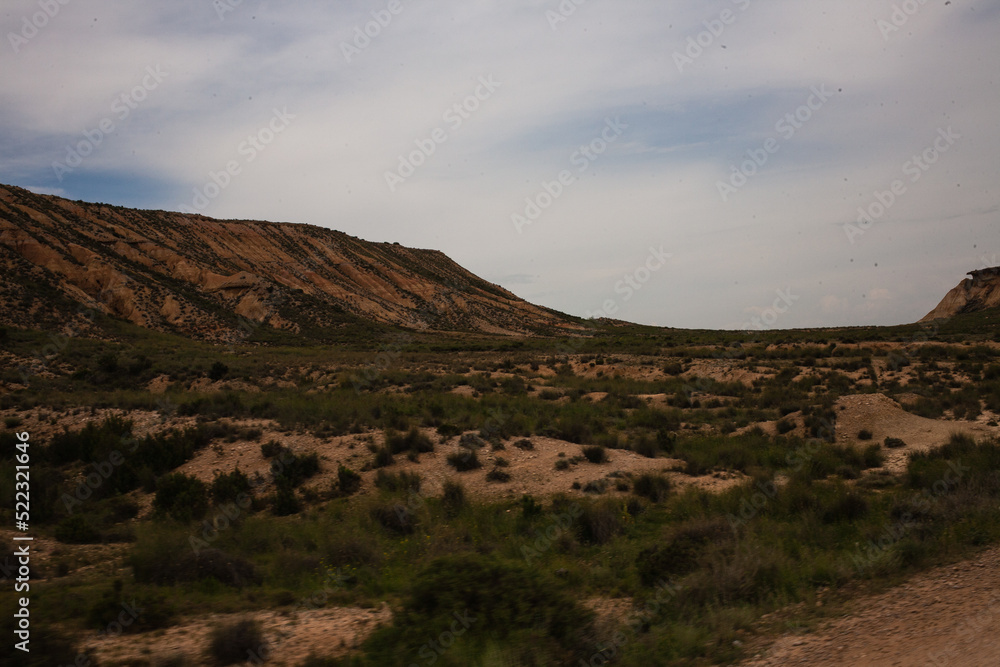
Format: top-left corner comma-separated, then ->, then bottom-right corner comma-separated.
921,266 -> 1000,323
0,184 -> 581,342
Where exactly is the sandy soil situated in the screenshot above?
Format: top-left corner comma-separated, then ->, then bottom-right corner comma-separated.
832,393 -> 998,473
79,604 -> 392,666
741,546 -> 1000,666
174,426 -> 747,505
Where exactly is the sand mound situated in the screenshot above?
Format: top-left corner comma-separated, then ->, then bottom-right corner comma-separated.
833,393 -> 998,473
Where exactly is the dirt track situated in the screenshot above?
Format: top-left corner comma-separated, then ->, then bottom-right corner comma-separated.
742,546 -> 1000,666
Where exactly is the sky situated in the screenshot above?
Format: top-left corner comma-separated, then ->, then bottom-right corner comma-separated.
1,0 -> 998,330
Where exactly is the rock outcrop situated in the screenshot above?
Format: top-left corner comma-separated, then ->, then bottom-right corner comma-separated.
920,267 -> 1000,322
0,184 -> 580,340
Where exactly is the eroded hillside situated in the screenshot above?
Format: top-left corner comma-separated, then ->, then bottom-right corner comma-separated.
921,267 -> 1000,322
0,184 -> 580,341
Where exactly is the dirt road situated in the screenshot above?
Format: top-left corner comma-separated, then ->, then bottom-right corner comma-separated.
742,547 -> 1000,666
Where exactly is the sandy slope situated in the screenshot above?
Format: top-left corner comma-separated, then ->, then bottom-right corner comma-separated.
832,393 -> 998,473
80,605 -> 392,665
741,546 -> 1000,666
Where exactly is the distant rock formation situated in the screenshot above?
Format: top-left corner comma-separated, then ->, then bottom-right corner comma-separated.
920,267 -> 1000,322
0,184 -> 581,340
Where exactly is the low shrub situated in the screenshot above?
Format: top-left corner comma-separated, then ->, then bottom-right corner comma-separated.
272,451 -> 320,487
271,481 -> 301,516
821,488 -> 870,523
459,433 -> 487,450
520,494 -> 543,518
54,515 -> 101,544
578,499 -> 625,544
336,465 -> 362,496
632,473 -> 672,503
261,440 -> 283,458
372,504 -> 415,534
385,427 -> 434,456
486,468 -> 512,483
372,446 -> 395,469
208,361 -> 230,382
374,469 -> 422,493
133,546 -> 260,588
154,473 -> 208,522
362,554 -> 597,664
211,468 -> 252,505
208,619 -> 266,665
447,449 -> 481,471
775,419 -> 797,435
441,480 -> 465,517
637,518 -> 733,586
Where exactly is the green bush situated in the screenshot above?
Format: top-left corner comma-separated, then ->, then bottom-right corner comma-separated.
208,361 -> 230,381
447,449 -> 481,471
907,434 -> 1000,495
336,465 -> 362,496
775,419 -> 796,435
48,417 -> 214,500
803,406 -> 836,442
820,488 -> 869,523
272,450 -> 320,487
0,613 -> 81,665
582,445 -> 608,464
374,469 -> 422,493
862,443 -> 885,468
46,415 -> 134,465
520,494 -> 543,518
633,473 -> 671,503
441,480 -> 465,517
362,554 -> 596,665
385,427 -> 434,456
54,514 -> 101,544
797,443 -> 883,481
132,543 -> 260,588
486,468 -> 511,483
211,468 -> 252,505
261,440 -> 283,458
371,503 -> 415,534
458,433 -> 487,450
154,473 -> 208,522
271,481 -> 301,516
578,499 -> 624,544
208,619 -> 266,665
637,518 -> 733,586
86,581 -> 176,633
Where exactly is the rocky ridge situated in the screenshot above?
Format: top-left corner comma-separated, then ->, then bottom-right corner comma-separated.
921,266 -> 1000,322
0,184 -> 580,341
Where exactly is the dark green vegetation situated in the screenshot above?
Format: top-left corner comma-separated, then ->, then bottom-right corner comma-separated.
1,310 -> 999,665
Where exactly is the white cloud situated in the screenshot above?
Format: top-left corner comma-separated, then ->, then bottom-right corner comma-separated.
1,0 -> 997,328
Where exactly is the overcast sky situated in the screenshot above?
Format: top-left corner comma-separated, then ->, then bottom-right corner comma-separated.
2,0 -> 998,330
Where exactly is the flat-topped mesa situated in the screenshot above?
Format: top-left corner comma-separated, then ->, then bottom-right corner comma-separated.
920,266 -> 1000,323
0,183 -> 582,340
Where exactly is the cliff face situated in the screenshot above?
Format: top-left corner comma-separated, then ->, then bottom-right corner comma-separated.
920,267 -> 1000,323
0,184 -> 579,341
